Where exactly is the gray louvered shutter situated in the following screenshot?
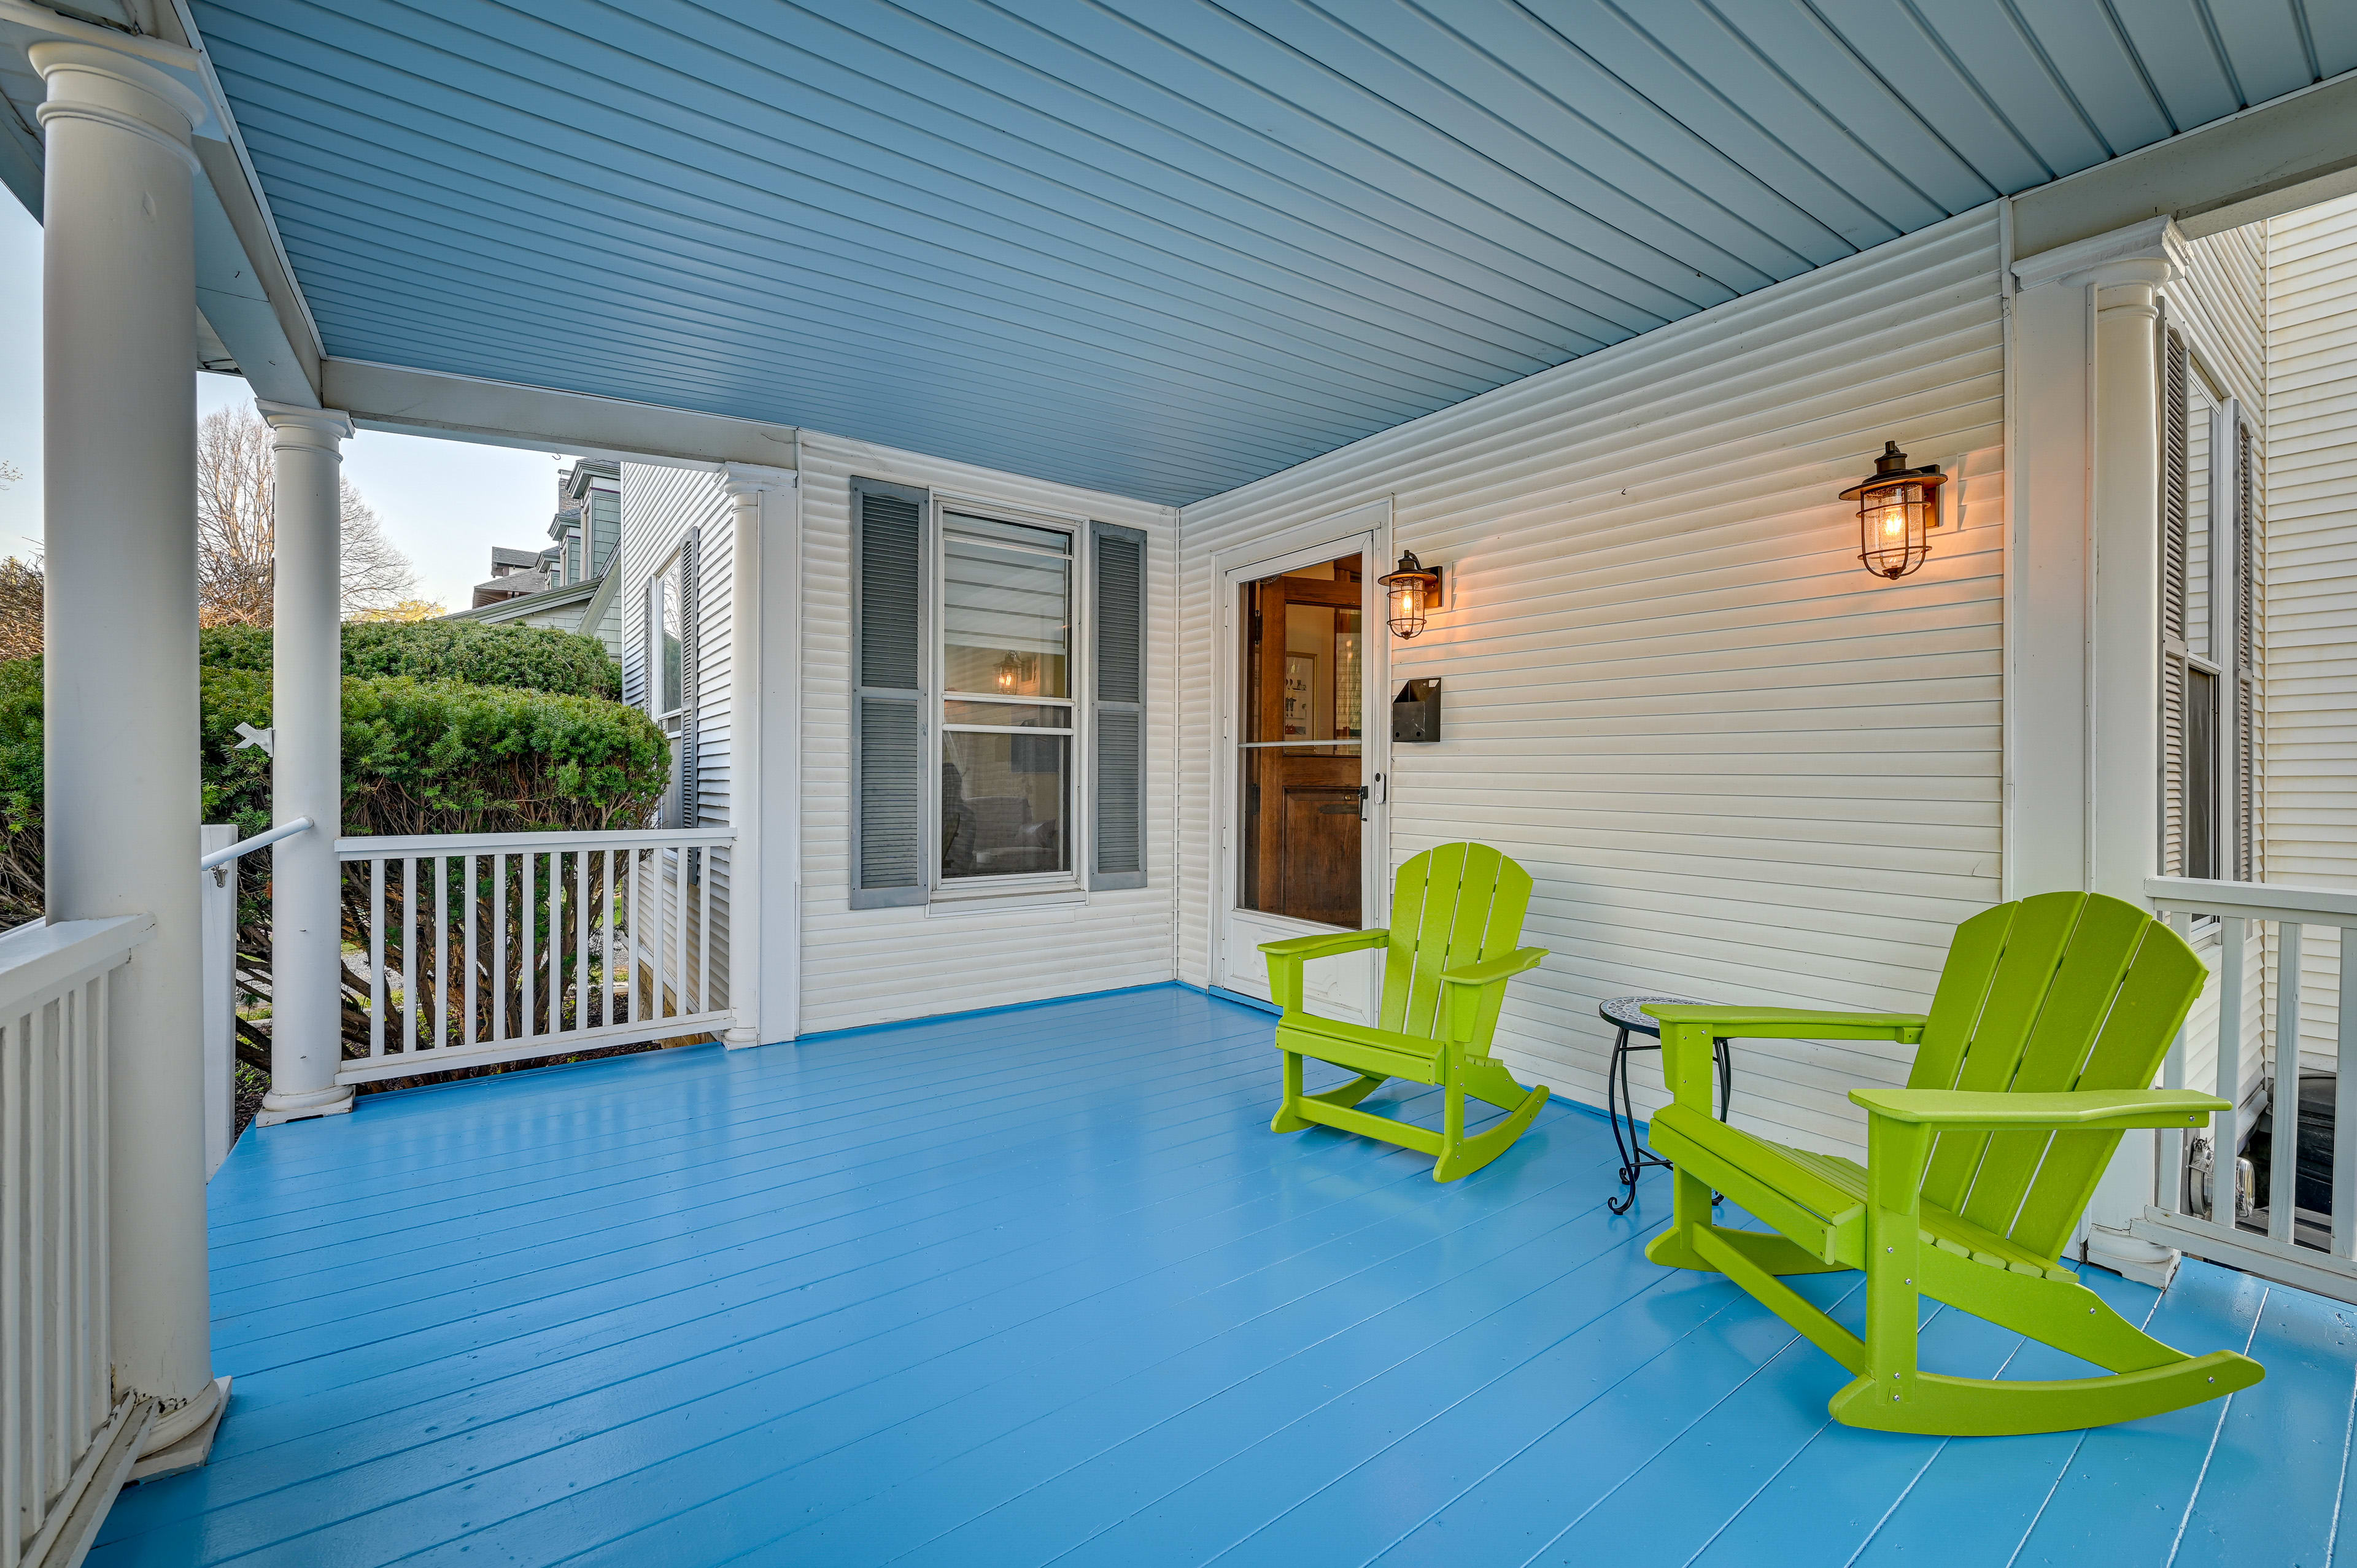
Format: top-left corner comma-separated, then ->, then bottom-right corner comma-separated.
852,477 -> 929,908
1090,522 -> 1148,890
2234,417 -> 2259,881
2158,322 -> 2190,876
680,524 -> 702,828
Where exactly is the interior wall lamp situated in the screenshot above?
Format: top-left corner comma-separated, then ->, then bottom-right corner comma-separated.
1377,550 -> 1442,639
1841,441 -> 1945,580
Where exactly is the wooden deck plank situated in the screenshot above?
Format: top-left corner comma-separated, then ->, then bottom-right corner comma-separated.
83,985 -> 2357,1568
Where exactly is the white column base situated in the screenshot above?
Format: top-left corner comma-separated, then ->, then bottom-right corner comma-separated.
2083,1226 -> 2181,1289
254,1084 -> 355,1126
129,1374 -> 230,1480
722,1025 -> 764,1049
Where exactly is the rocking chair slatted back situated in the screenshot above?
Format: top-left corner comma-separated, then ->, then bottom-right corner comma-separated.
1908,891 -> 2205,1261
1380,843 -> 1534,1043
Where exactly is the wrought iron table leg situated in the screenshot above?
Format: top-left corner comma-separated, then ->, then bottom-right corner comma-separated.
1607,1027 -> 1641,1215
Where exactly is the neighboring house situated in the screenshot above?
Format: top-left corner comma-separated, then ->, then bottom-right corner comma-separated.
444,459 -> 628,657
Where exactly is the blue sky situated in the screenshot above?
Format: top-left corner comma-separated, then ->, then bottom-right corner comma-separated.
0,194 -> 565,612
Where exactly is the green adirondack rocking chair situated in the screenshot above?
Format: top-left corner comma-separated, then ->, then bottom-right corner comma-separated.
1260,843 -> 1550,1182
1643,890 -> 2264,1437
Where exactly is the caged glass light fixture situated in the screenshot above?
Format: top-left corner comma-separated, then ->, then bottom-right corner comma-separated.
1841,441 -> 1945,580
1376,550 -> 1442,639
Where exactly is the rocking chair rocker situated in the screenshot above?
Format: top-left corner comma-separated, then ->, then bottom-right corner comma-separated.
1643,890 -> 2263,1436
1260,843 -> 1550,1182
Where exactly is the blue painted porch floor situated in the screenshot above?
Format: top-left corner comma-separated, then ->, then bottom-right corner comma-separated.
95,984 -> 2357,1567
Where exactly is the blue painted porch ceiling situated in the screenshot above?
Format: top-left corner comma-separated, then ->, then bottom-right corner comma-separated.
190,1 -> 2345,506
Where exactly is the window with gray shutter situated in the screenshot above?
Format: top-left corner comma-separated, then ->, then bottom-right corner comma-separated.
1091,522 -> 1148,890
2160,322 -> 2191,875
852,477 -> 929,908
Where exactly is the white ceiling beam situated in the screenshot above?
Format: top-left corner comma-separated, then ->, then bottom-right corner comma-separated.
322,358 -> 800,470
2013,70 -> 2357,259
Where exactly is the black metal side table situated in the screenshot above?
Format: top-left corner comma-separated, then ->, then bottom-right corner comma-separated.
1600,996 -> 1732,1215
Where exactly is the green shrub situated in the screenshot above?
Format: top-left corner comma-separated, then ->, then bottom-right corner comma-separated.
198,619 -> 622,701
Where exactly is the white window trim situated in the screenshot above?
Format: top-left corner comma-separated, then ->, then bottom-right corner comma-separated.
926,496 -> 1089,902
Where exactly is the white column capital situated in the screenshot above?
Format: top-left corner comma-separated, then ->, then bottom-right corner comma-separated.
2010,214 -> 2186,293
29,39 -> 206,171
256,400 -> 355,448
719,463 -> 797,499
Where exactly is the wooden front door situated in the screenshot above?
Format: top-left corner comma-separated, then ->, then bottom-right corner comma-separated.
1238,555 -> 1364,929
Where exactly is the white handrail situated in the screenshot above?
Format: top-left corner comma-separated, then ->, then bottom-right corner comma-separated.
2146,874 -> 2357,923
199,816 -> 313,875
336,825 -> 733,857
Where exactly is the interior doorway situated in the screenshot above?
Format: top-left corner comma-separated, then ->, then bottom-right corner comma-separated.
1217,531 -> 1383,1019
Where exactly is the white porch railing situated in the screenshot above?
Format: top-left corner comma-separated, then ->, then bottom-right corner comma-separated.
2136,875 -> 2357,1300
336,827 -> 733,1084
1,914 -> 156,1568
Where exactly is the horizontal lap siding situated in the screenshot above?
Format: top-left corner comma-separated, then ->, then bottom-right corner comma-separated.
2264,196 -> 2357,1076
1178,212 -> 2006,1160
622,463 -> 737,1011
797,431 -> 1179,1034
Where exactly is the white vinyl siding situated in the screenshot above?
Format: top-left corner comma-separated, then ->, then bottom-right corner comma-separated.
621,462 -> 738,1014
1178,210 -> 2007,1162
800,430 -> 1178,1034
2262,194 -> 2357,1083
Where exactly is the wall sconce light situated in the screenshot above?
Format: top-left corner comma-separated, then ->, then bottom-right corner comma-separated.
1377,550 -> 1442,638
1841,441 -> 1945,580
994,651 -> 1034,692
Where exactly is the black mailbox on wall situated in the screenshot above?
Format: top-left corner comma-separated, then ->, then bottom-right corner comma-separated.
1392,679 -> 1441,743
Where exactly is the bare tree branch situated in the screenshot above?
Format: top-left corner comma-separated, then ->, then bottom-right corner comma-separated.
197,404 -> 418,625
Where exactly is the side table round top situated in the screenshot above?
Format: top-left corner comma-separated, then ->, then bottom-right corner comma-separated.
1598,995 -> 1708,1038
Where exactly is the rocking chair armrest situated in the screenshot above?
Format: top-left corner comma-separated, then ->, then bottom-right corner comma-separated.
1437,947 -> 1548,991
1849,1087 -> 2231,1131
1642,1005 -> 1929,1043
1258,929 -> 1388,1011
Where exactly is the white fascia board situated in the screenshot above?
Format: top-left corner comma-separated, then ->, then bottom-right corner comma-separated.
325,358 -> 802,471
2012,69 -> 2357,259
0,0 -> 325,404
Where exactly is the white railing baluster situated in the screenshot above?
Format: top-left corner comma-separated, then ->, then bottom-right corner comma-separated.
463,853 -> 479,1050
575,848 -> 589,1035
550,849 -> 565,1035
2273,921 -> 2305,1245
521,850 -> 536,1041
697,849 -> 711,1016
493,852 -> 508,1045
400,857 -> 417,1059
603,849 -> 619,1030
435,852 -> 451,1056
2161,910 -> 2191,1215
0,917 -> 145,1566
629,846 -> 644,1024
368,857 -> 385,1059
2217,914 -> 2246,1213
653,847 -> 669,1025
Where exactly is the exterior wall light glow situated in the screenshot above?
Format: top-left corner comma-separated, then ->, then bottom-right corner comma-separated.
1842,441 -> 1945,580
1377,550 -> 1442,638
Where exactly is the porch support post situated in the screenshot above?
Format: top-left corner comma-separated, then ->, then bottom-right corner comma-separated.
2010,215 -> 2184,1286
718,465 -> 798,1046
254,403 -> 355,1124
31,37 -> 225,1462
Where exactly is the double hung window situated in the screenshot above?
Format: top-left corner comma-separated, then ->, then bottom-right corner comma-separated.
2159,315 -> 2258,883
851,476 -> 1147,908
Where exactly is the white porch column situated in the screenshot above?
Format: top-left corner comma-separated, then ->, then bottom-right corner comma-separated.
2010,215 -> 2184,1285
32,38 -> 225,1461
718,466 -> 799,1046
255,403 -> 356,1124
